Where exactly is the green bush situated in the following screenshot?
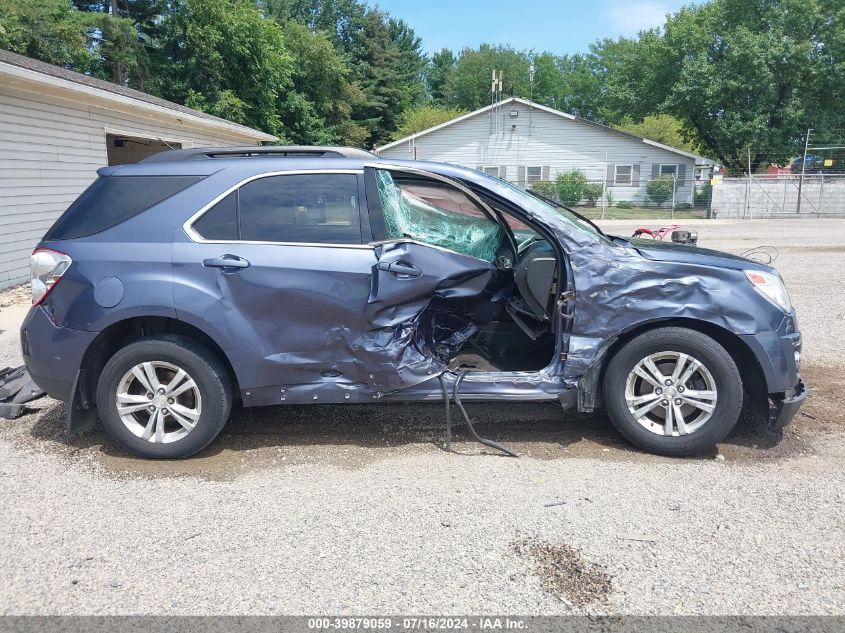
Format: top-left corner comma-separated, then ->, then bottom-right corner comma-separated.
694,185 -> 711,207
583,183 -> 603,207
646,176 -> 675,207
604,189 -> 615,208
675,202 -> 693,209
555,169 -> 587,206
529,180 -> 557,201
616,200 -> 635,209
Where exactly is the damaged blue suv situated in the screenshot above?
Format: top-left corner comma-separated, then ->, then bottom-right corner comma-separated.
22,146 -> 806,459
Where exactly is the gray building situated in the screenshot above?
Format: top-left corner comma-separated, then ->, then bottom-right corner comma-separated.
377,96 -> 713,206
0,50 -> 276,288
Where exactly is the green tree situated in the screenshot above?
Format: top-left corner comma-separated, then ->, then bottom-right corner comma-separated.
593,0 -> 845,171
151,0 -> 294,139
281,20 -> 366,145
425,48 -> 456,104
646,176 -> 674,207
349,10 -> 426,146
555,169 -> 587,206
445,44 -> 531,109
614,114 -> 702,154
391,104 -> 465,140
0,0 -> 96,69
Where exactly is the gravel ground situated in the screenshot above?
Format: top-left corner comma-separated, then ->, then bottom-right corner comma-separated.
0,219 -> 843,615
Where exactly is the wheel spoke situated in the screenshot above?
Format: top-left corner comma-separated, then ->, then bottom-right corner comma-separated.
131,366 -> 154,393
671,353 -> 689,382
664,402 -> 674,435
169,378 -> 197,399
633,359 -> 665,389
643,357 -> 667,385
673,403 -> 689,435
117,393 -> 151,416
163,369 -> 187,395
681,394 -> 716,413
141,410 -> 157,441
633,397 -> 663,420
169,404 -> 199,430
678,358 -> 702,386
626,392 -> 661,407
154,409 -> 165,443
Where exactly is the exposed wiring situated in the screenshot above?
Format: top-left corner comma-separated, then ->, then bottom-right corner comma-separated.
740,245 -> 779,264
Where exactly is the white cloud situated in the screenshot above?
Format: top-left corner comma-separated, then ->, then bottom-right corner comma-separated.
603,0 -> 682,35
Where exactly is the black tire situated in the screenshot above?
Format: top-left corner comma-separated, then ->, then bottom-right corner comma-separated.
96,335 -> 232,459
602,327 -> 742,456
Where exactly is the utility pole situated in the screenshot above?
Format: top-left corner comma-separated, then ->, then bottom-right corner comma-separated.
747,146 -> 752,218
601,150 -> 607,220
797,128 -> 811,214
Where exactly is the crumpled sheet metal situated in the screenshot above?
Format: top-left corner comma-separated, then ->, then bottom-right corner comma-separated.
449,169 -> 779,396
201,240 -> 503,406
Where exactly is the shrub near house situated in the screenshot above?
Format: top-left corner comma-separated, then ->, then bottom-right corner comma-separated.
555,169 -> 587,206
646,176 -> 675,207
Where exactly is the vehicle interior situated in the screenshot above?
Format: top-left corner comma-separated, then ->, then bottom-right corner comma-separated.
376,169 -> 562,373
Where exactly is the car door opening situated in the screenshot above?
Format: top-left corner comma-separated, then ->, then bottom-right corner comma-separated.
371,169 -> 561,377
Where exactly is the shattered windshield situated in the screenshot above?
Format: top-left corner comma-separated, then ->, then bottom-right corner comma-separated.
376,169 -> 502,262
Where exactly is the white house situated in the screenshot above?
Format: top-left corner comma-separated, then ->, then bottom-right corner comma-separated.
377,96 -> 713,207
0,49 -> 276,288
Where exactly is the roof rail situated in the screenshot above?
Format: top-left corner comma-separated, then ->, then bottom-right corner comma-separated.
140,146 -> 375,163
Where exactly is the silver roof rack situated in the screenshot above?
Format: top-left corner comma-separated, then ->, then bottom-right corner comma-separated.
141,146 -> 375,163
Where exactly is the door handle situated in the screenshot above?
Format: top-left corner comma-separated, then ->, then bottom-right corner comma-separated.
377,261 -> 422,278
203,255 -> 250,270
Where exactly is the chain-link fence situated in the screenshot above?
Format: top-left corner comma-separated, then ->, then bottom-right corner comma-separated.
710,174 -> 845,218
521,178 -> 712,220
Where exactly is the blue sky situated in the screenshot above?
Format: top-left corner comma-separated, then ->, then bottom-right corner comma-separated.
367,0 -> 691,55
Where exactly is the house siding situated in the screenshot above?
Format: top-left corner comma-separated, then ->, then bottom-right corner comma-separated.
0,82 -> 264,288
378,101 -> 697,206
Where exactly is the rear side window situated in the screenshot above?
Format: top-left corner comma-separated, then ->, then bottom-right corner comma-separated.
45,175 -> 204,240
191,173 -> 362,245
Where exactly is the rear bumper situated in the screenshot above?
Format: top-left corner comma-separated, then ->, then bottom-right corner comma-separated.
769,376 -> 808,430
20,306 -> 97,402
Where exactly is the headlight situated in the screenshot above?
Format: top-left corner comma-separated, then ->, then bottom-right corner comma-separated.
745,270 -> 792,312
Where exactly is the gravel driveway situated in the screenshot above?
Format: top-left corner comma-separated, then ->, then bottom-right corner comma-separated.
0,219 -> 843,615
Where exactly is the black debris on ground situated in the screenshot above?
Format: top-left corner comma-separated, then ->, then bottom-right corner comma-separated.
512,536 -> 612,605
0,366 -> 46,419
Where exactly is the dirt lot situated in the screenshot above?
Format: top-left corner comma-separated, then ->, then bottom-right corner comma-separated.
0,219 -> 843,615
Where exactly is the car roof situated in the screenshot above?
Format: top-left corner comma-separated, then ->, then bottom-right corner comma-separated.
101,148 -> 491,186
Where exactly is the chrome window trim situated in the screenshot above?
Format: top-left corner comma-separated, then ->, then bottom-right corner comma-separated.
183,169 -> 370,249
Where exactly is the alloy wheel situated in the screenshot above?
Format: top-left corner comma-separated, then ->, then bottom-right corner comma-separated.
624,351 -> 718,437
115,361 -> 202,444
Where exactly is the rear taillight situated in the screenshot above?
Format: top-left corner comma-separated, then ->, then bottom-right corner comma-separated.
30,248 -> 72,305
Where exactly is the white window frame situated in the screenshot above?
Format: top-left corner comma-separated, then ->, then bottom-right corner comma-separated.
659,164 -> 679,178
614,164 -> 633,185
525,166 -> 543,183
483,166 -> 502,178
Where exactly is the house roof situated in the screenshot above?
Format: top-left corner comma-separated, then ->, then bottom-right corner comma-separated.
377,96 -> 714,165
0,49 -> 277,142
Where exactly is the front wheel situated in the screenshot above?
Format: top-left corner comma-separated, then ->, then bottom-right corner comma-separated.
602,327 -> 742,456
96,336 -> 232,459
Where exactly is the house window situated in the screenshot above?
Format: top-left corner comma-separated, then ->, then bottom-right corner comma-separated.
660,164 -> 678,178
615,165 -> 633,185
483,166 -> 501,178
526,166 -> 543,182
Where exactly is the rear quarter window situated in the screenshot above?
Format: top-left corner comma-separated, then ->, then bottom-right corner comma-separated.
45,175 -> 204,240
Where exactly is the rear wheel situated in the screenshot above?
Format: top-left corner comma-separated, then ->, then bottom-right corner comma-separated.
602,327 -> 742,456
96,336 -> 232,459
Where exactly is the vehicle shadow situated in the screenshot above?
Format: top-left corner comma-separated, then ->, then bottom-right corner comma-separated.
21,395 -> 801,479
